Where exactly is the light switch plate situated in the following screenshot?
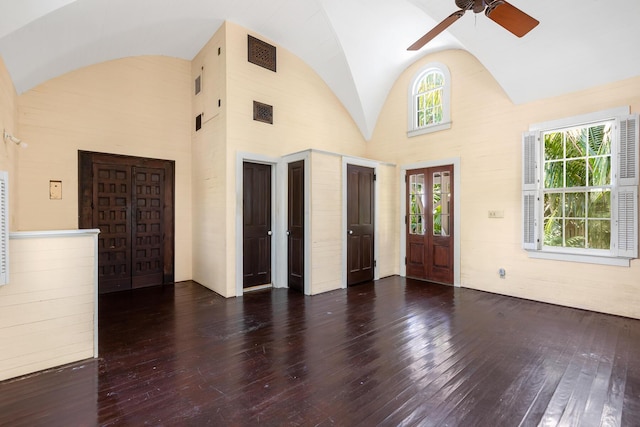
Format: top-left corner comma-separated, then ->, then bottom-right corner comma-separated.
488,210 -> 504,218
49,180 -> 62,200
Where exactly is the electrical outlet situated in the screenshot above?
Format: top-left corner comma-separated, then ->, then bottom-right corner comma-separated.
488,210 -> 504,218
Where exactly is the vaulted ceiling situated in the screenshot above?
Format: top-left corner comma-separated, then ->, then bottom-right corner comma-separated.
1,0 -> 639,140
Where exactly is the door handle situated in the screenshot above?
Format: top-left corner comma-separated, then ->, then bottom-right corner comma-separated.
348,229 -> 353,235
267,230 -> 273,236
286,230 -> 291,236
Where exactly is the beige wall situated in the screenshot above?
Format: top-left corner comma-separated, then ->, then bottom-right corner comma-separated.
0,232 -> 97,381
367,49 -> 640,319
0,57 -> 19,230
191,25 -> 229,296
309,151 -> 342,294
17,56 -> 193,281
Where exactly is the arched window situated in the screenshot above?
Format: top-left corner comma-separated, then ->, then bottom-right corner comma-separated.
408,63 -> 451,136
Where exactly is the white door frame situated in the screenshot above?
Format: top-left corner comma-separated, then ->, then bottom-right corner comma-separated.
341,157 -> 380,289
235,152 -> 280,296
400,157 -> 461,287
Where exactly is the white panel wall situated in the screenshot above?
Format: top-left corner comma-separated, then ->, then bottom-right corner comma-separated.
0,231 -> 98,381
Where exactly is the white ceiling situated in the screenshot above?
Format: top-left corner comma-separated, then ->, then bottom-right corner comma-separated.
1,0 -> 639,140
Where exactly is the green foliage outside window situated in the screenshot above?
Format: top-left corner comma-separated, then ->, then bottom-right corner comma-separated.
416,71 -> 444,128
542,123 -> 612,250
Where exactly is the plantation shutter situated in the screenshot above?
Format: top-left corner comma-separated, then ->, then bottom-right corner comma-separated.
0,171 -> 8,285
522,132 -> 539,250
615,114 -> 638,258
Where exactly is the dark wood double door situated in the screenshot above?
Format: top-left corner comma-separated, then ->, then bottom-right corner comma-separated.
242,161 -> 305,292
79,151 -> 175,294
406,165 -> 454,284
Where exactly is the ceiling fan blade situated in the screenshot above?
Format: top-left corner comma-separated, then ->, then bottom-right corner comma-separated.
407,10 -> 465,51
485,1 -> 539,37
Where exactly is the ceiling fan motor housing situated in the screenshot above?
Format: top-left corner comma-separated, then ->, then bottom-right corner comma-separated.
455,0 -> 474,9
455,0 -> 488,13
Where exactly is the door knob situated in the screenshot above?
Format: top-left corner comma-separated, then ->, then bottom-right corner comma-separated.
286,230 -> 291,236
267,230 -> 273,236
348,229 -> 353,235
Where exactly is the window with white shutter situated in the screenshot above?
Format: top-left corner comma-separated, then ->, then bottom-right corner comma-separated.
522,108 -> 638,265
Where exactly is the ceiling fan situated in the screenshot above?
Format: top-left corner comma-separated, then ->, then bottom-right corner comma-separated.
408,0 -> 539,51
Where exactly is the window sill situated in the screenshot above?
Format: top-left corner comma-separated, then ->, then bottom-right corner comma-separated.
408,121 -> 451,138
526,250 -> 632,267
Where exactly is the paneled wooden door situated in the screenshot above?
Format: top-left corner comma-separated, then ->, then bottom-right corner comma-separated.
287,160 -> 304,293
347,164 -> 375,286
79,151 -> 175,294
406,165 -> 454,284
243,162 -> 272,288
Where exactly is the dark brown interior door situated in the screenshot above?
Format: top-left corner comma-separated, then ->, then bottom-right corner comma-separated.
406,165 -> 454,284
93,163 -> 132,292
243,162 -> 272,288
288,160 -> 304,292
132,166 -> 165,288
347,164 -> 374,286
79,151 -> 175,294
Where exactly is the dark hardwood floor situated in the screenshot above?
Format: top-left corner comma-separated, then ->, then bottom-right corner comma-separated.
1,276 -> 640,426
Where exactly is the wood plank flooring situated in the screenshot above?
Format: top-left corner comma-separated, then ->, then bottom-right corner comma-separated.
1,276 -> 640,426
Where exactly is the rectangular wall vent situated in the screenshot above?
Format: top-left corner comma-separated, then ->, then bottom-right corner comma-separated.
248,35 -> 276,72
253,101 -> 273,125
195,75 -> 201,95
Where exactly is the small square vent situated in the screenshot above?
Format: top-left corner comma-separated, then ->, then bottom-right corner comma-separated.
253,101 -> 273,125
248,35 -> 276,72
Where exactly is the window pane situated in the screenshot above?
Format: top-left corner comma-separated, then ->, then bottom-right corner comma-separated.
435,73 -> 444,86
566,128 -> 587,158
544,193 -> 562,218
588,124 -> 611,156
544,161 -> 564,188
425,108 -> 434,125
434,104 -> 443,123
588,220 -> 610,249
409,174 -> 426,236
565,192 -> 586,218
425,92 -> 434,108
566,159 -> 586,187
564,219 -> 585,248
417,78 -> 427,94
426,73 -> 434,89
434,172 -> 450,236
588,191 -> 610,218
544,132 -> 564,160
417,111 -> 424,127
588,156 -> 611,186
544,218 -> 563,247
